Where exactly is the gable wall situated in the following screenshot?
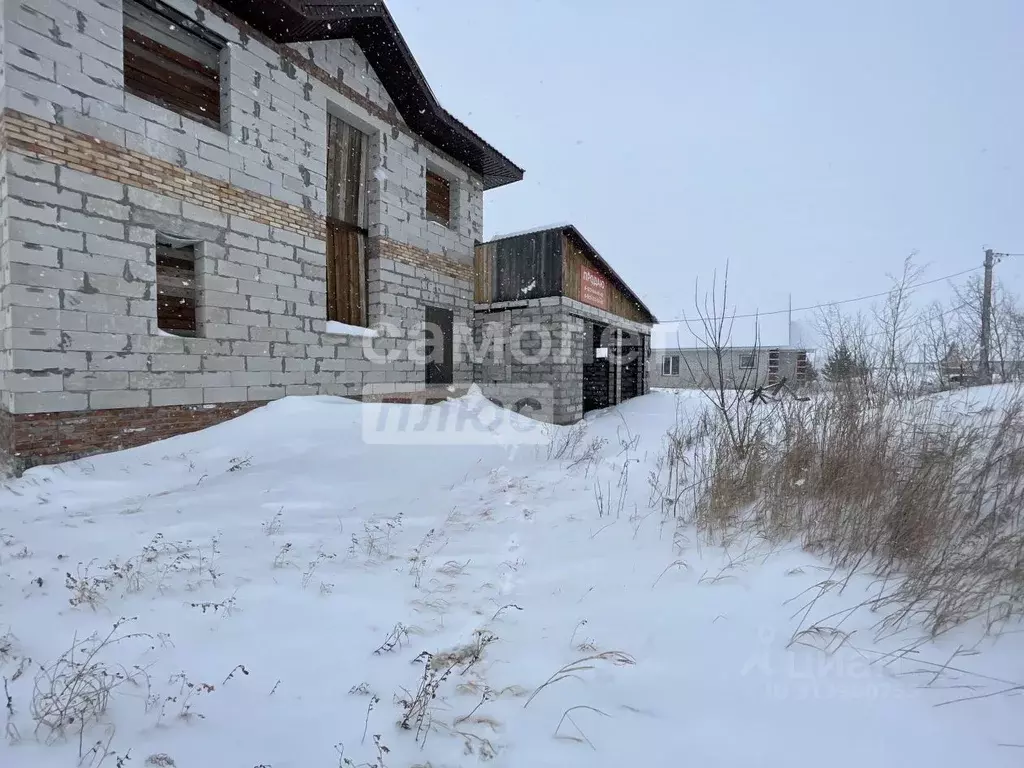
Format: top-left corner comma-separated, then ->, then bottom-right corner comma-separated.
2,0 -> 483,257
0,0 -> 484,427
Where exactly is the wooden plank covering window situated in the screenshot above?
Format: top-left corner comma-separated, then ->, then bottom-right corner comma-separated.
156,242 -> 197,336
123,0 -> 223,127
326,220 -> 365,327
425,170 -> 451,226
326,114 -> 368,325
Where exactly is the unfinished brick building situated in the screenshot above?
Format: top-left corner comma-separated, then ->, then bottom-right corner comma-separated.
0,0 -> 523,468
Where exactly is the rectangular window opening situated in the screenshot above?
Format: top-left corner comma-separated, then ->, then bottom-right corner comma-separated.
739,353 -> 756,370
663,356 -> 679,376
156,240 -> 197,337
326,112 -> 369,327
425,169 -> 452,227
123,0 -> 224,128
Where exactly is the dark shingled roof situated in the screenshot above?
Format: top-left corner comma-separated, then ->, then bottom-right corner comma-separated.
211,0 -> 524,190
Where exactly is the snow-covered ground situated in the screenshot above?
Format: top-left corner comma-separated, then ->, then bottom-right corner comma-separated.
0,389 -> 1021,767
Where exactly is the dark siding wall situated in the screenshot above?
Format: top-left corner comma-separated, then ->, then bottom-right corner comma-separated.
475,231 -> 563,303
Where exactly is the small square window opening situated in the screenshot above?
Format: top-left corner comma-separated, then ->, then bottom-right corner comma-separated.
425,169 -> 452,227
123,0 -> 225,128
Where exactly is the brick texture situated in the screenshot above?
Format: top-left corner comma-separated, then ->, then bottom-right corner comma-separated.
2,110 -> 325,239
1,401 -> 268,469
0,409 -> 14,468
376,238 -> 472,282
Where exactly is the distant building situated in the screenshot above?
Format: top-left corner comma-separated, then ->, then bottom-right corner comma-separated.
651,346 -> 811,390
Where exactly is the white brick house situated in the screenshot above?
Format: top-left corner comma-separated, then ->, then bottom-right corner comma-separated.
0,0 -> 523,466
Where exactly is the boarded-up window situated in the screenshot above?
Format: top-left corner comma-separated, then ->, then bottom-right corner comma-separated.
123,0 -> 224,128
425,170 -> 451,226
156,241 -> 197,337
326,113 -> 368,326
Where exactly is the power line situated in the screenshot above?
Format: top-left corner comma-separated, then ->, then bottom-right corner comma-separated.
660,300 -> 976,348
658,266 -> 983,325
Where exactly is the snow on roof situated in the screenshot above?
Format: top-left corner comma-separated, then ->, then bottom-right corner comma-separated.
485,222 -> 575,242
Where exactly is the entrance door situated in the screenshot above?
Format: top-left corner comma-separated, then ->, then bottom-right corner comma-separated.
425,306 -> 454,386
583,322 -> 610,413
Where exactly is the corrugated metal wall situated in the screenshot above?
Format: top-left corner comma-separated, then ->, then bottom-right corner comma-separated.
475,229 -> 652,327
474,230 -> 563,303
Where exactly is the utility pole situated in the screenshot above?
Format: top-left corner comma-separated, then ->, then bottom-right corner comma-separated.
787,294 -> 792,347
979,248 -> 994,385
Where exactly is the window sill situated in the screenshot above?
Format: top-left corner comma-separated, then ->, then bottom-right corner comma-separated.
426,217 -> 455,232
325,321 -> 379,339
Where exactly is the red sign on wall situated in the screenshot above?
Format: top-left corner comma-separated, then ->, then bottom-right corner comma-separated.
580,264 -> 609,310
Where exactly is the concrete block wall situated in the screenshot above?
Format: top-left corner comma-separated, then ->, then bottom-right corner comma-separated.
297,38 -> 483,259
0,0 -> 8,411
368,249 -> 474,385
0,145 -> 478,415
1,0 -> 482,245
474,297 -> 651,425
0,0 -> 487,426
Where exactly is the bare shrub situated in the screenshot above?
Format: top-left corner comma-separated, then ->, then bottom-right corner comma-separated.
544,422 -> 586,461
302,549 -> 337,589
397,651 -> 456,744
31,619 -> 150,753
261,510 -> 283,536
350,514 -> 404,561
682,263 -> 772,457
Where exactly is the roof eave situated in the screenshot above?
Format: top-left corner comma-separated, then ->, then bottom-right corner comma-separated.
209,0 -> 523,189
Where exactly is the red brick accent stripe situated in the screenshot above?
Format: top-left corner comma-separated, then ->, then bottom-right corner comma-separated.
376,237 -> 473,282
2,109 -> 326,240
1,402 -> 267,469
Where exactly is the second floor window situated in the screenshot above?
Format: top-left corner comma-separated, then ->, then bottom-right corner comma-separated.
326,113 -> 369,327
123,0 -> 224,128
425,170 -> 452,227
662,355 -> 680,376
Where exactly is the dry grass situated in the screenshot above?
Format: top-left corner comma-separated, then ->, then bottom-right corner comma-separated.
687,385 -> 1024,638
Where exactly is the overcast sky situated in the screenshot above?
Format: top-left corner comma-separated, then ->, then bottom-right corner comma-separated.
387,0 -> 1024,346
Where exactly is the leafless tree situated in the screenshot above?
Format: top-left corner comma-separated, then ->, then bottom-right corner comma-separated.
815,305 -> 874,394
679,263 -> 768,457
870,254 -> 925,401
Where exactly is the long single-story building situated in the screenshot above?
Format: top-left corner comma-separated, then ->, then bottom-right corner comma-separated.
651,346 -> 811,390
473,225 -> 657,424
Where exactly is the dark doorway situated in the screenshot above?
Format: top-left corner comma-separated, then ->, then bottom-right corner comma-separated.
425,306 -> 454,386
583,322 -> 610,413
620,332 -> 642,401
